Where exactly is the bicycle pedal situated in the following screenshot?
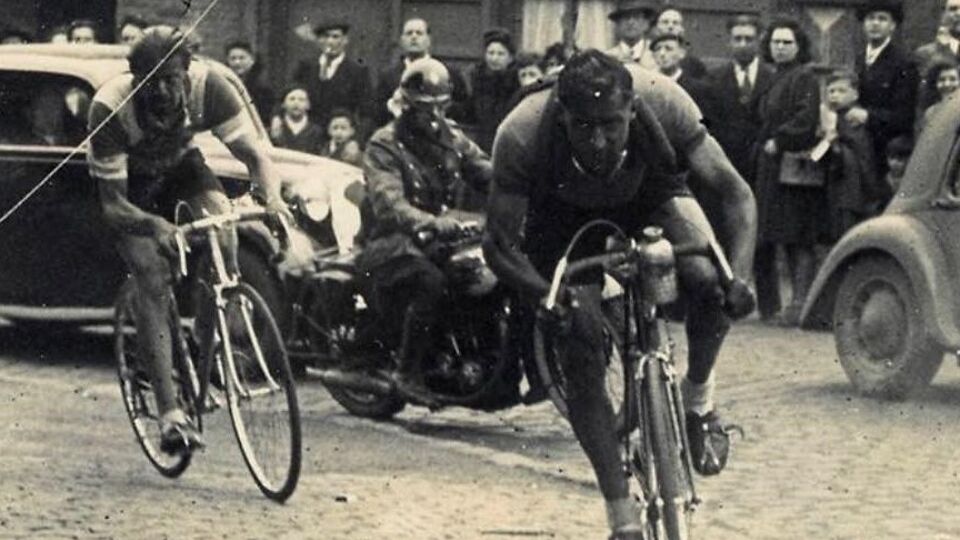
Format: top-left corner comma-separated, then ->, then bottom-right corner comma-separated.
722,423 -> 745,440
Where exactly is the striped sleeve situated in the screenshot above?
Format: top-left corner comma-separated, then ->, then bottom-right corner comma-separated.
204,69 -> 257,144
86,101 -> 129,180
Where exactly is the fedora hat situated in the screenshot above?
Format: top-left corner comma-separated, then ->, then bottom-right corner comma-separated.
855,0 -> 903,23
608,0 -> 660,22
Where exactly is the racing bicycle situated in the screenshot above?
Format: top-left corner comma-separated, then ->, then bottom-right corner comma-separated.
536,221 -> 736,539
113,206 -> 302,502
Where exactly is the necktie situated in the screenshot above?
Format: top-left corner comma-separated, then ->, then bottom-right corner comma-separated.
739,70 -> 753,105
319,58 -> 329,81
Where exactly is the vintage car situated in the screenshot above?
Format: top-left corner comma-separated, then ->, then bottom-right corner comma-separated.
801,94 -> 960,399
0,43 -> 362,332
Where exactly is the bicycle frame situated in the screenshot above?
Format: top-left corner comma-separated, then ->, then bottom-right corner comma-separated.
173,210 -> 286,420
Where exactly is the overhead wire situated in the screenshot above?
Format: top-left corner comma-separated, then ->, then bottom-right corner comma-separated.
0,0 -> 223,227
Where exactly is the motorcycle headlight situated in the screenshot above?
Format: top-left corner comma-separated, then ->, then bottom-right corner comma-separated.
298,197 -> 330,223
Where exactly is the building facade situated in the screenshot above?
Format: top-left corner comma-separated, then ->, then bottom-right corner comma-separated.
1,0 -> 947,86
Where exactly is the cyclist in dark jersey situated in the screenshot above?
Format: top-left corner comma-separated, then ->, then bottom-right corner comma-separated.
88,27 -> 289,454
483,50 -> 757,539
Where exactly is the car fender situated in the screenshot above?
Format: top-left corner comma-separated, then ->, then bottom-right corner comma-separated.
800,215 -> 960,350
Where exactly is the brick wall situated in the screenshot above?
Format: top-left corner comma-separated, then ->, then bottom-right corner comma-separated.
116,0 -> 259,64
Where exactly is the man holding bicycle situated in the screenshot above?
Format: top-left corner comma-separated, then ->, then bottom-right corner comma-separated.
88,27 -> 288,455
483,50 -> 756,539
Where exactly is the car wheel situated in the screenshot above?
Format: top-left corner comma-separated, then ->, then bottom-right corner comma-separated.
833,256 -> 944,400
237,245 -> 289,337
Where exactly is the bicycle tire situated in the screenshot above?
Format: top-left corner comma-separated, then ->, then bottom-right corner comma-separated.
643,356 -> 692,540
532,302 -> 626,421
221,282 -> 302,502
114,278 -> 194,478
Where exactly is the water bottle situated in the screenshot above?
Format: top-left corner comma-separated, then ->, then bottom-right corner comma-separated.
638,226 -> 678,305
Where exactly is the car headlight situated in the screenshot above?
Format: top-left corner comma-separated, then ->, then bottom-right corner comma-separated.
298,197 -> 330,223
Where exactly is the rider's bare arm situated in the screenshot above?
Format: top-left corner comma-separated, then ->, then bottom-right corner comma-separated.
363,137 -> 437,233
685,135 -> 757,280
483,182 -> 551,302
97,173 -> 174,237
225,132 -> 285,209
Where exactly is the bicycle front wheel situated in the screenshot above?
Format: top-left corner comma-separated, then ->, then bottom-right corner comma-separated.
644,356 -> 693,540
220,283 -> 302,502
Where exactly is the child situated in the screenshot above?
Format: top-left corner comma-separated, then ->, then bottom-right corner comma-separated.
918,59 -> 960,134
822,71 -> 879,240
270,86 -> 325,155
320,108 -> 362,167
514,52 -> 544,88
883,136 -> 912,199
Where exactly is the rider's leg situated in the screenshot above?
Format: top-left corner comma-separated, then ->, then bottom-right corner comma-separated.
555,285 -> 642,531
117,235 -> 178,414
652,197 -> 734,475
371,255 -> 445,401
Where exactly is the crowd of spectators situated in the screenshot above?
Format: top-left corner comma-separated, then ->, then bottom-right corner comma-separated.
2,1 -> 958,327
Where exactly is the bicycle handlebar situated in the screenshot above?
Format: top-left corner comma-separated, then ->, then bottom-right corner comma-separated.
173,207 -> 292,278
543,240 -> 714,311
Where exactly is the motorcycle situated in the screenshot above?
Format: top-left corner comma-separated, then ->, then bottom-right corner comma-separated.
291,215 -> 531,419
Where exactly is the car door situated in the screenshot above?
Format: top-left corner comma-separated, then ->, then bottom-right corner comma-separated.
0,70 -> 125,308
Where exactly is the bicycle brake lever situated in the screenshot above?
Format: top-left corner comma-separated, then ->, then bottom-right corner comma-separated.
175,231 -> 189,278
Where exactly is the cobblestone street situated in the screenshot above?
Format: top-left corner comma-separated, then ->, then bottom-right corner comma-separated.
2,321 -> 960,539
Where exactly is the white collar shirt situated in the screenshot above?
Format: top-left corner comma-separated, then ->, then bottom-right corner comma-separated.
284,115 -> 309,136
734,57 -> 759,88
865,37 -> 892,66
319,53 -> 346,80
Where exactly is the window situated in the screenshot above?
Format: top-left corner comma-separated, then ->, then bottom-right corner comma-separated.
0,71 -> 92,147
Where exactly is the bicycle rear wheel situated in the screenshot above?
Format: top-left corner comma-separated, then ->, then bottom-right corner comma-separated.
221,282 -> 302,502
643,356 -> 693,540
114,279 -> 194,478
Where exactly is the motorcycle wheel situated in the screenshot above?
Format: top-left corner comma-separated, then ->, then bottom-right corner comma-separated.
307,291 -> 406,419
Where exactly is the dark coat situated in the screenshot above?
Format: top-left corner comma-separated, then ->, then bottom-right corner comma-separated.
270,119 -> 325,155
825,111 -> 880,240
679,54 -> 708,80
708,60 -> 775,184
856,42 -> 918,165
359,116 -> 491,271
293,55 -> 373,136
239,64 -> 275,126
373,58 -> 469,128
753,61 -> 825,245
676,72 -> 718,132
465,63 -> 520,152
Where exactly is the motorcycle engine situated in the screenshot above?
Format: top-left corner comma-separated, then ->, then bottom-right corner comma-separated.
446,244 -> 498,297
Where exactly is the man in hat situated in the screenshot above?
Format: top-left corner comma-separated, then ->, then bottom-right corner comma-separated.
374,17 -> 468,127
605,0 -> 659,70
851,2 -> 917,177
650,31 -> 715,122
293,19 -> 373,140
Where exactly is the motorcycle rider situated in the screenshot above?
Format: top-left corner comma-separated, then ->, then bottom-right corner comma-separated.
360,58 -> 492,404
483,50 -> 757,539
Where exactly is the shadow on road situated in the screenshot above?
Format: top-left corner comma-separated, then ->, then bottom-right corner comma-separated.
0,323 -> 114,368
793,379 -> 960,409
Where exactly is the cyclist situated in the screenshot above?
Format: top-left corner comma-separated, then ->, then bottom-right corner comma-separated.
360,58 -> 491,404
88,27 -> 288,454
483,50 -> 757,539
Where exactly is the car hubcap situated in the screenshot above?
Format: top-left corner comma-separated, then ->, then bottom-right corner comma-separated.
857,286 -> 906,361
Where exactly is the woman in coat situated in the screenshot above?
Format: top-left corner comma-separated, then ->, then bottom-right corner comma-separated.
464,28 -> 520,152
752,18 -> 824,326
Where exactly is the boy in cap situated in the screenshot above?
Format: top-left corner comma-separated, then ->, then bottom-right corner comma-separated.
605,0 -> 660,70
